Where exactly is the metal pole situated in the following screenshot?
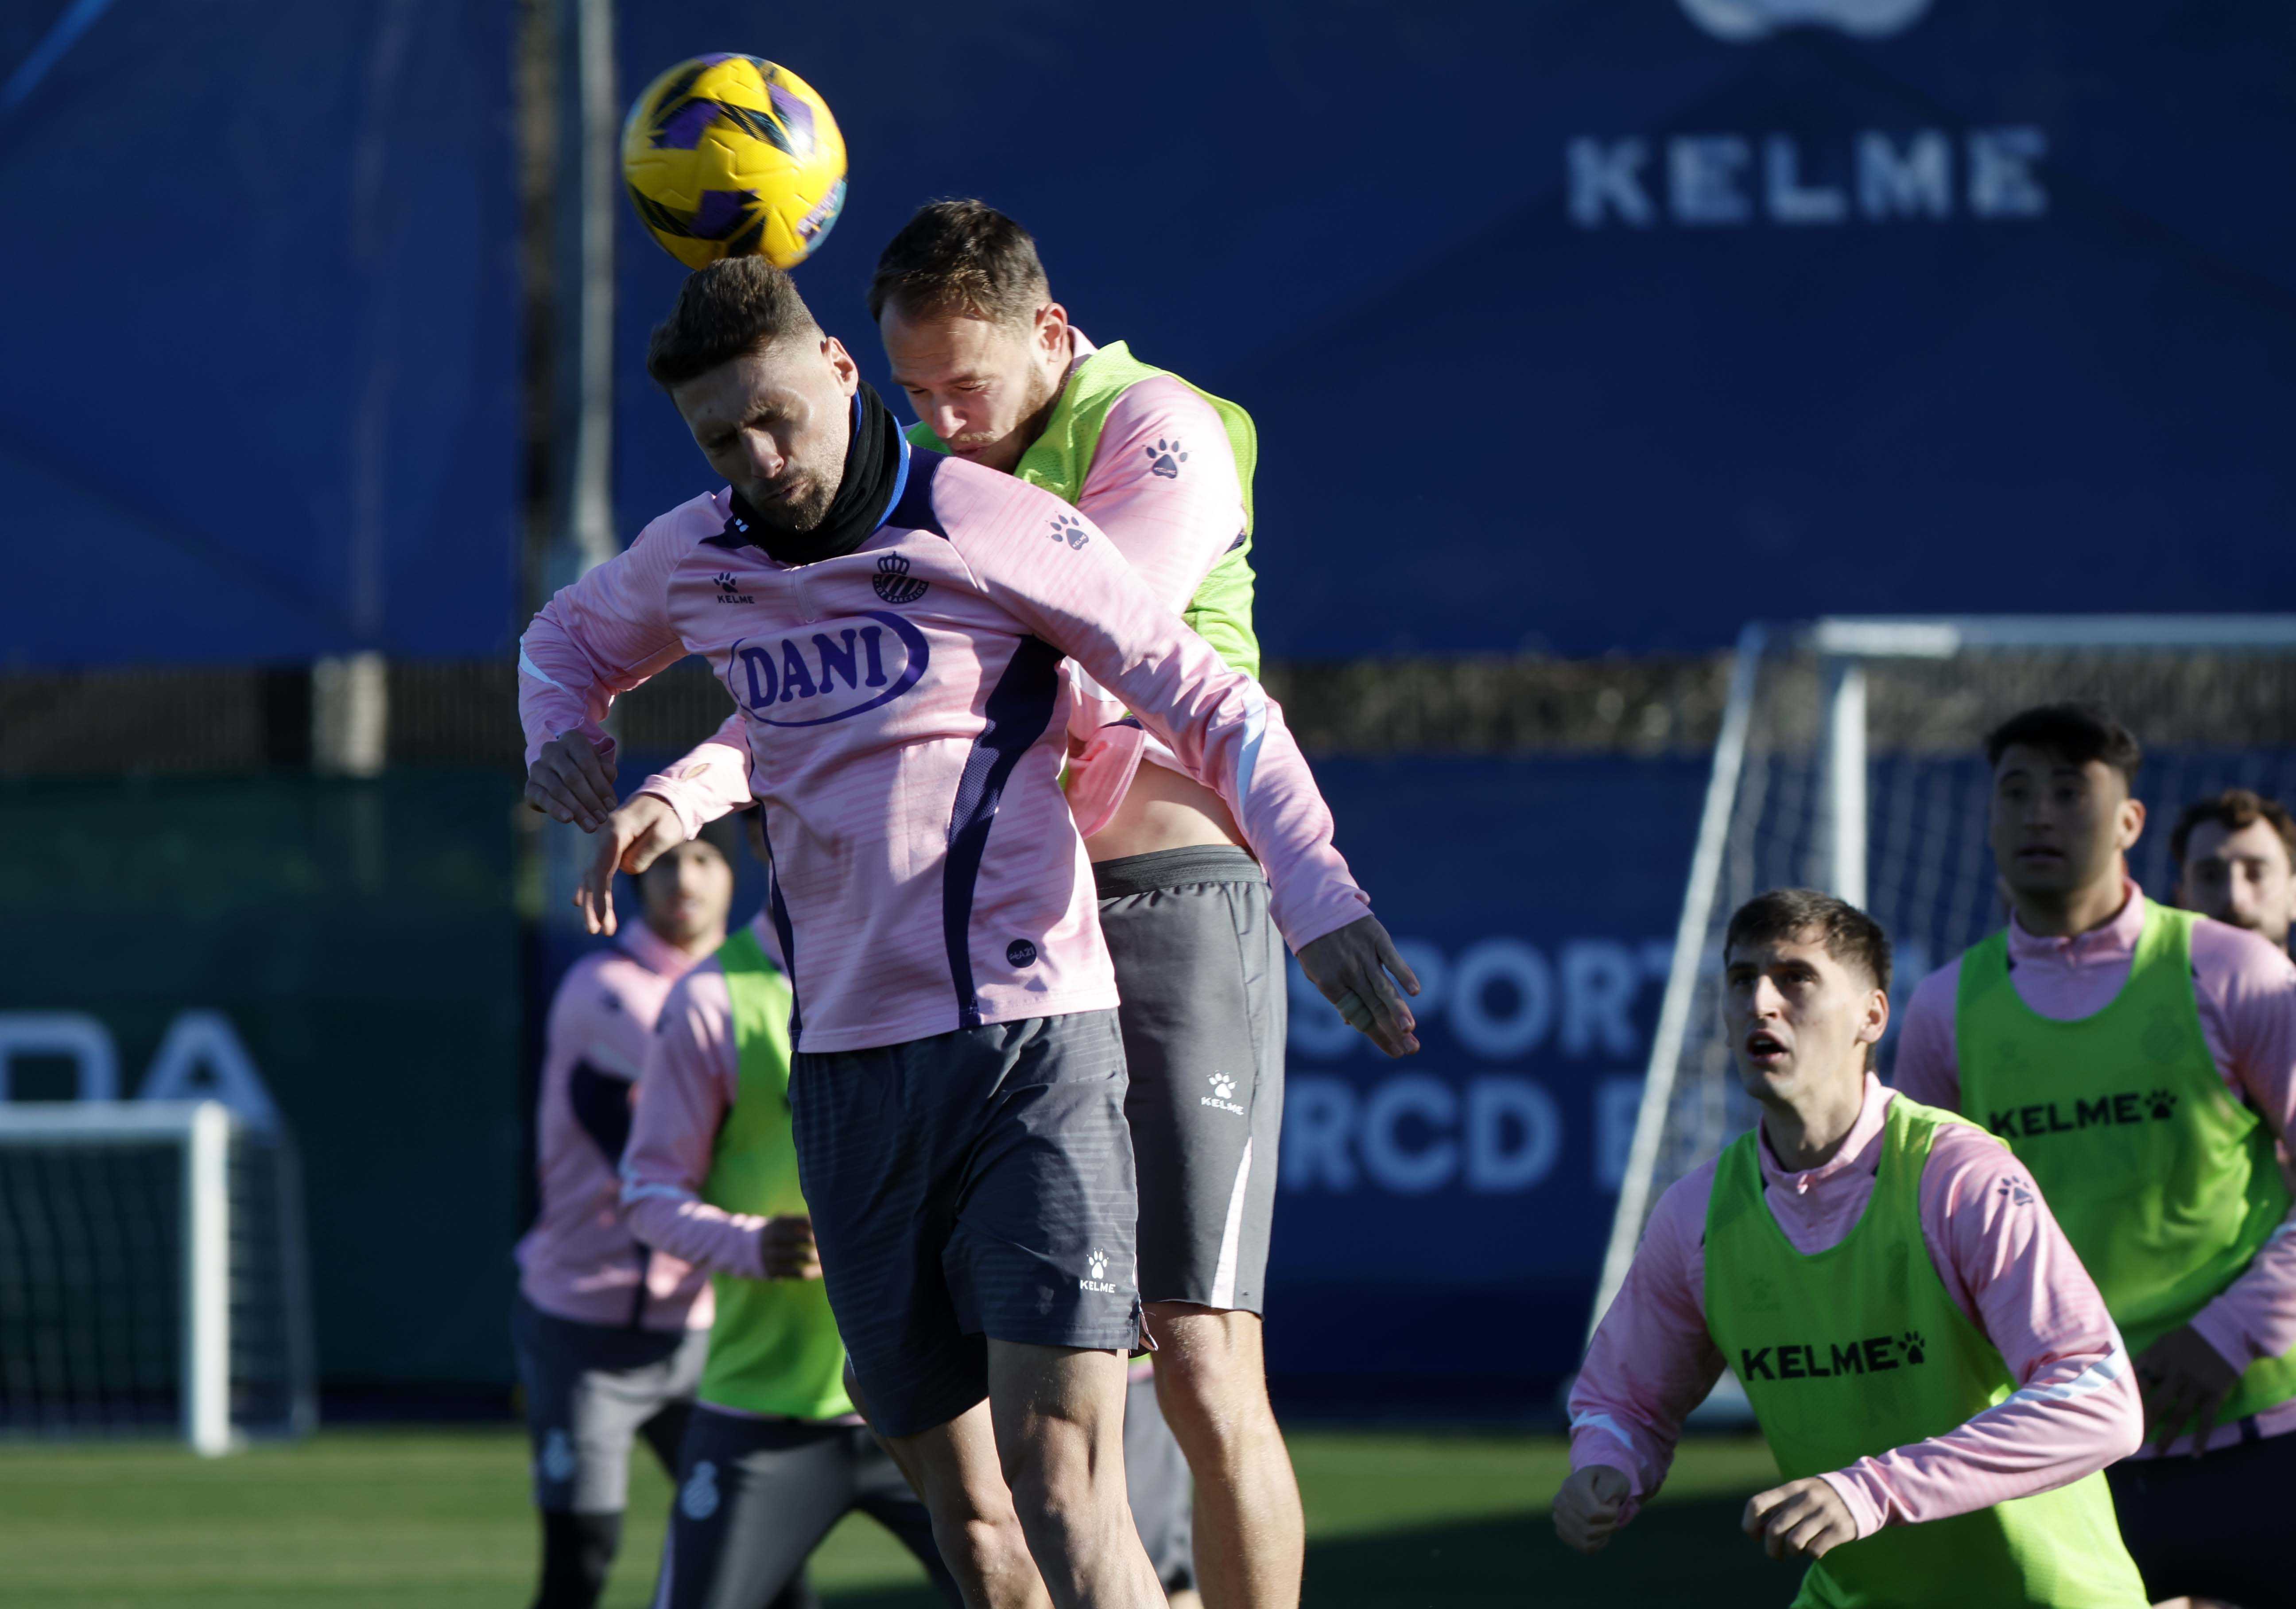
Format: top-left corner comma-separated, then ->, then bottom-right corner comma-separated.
1819,655 -> 1868,908
182,1102 -> 233,1457
1590,622 -> 1765,1334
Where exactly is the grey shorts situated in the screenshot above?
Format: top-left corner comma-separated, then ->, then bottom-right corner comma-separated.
789,1010 -> 1141,1440
511,1293 -> 707,1513
653,1406 -> 958,1609
1096,847 -> 1288,1314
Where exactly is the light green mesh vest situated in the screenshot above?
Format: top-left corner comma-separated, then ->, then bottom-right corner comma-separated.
906,339 -> 1261,678
696,926 -> 851,1420
1704,1096 -> 2145,1608
1956,900 -> 2296,1422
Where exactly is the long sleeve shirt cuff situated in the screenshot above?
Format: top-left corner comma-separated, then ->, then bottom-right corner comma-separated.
1818,1468 -> 1889,1540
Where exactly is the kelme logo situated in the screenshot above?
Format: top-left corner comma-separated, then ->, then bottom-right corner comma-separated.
1987,1090 -> 2178,1141
729,611 -> 929,727
1739,1330 -> 1925,1381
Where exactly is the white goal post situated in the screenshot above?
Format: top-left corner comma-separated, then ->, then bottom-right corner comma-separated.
1594,615 -> 2296,1338
0,1100 -> 316,1454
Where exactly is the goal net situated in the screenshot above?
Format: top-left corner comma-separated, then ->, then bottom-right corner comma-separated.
1594,616 -> 2296,1338
0,1101 -> 316,1454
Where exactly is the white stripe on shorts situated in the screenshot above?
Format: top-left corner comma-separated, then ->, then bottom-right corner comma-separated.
1209,1138 -> 1254,1310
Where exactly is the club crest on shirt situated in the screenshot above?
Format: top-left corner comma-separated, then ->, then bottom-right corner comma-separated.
872,553 -> 929,605
728,610 -> 931,728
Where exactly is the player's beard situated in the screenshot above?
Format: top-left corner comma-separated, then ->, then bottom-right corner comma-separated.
745,468 -> 838,536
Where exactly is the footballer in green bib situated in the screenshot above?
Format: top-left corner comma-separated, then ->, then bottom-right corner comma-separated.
1557,890 -> 2145,1607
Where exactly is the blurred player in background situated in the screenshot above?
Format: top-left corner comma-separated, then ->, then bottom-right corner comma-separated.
1895,704 -> 2296,1608
623,810 -> 958,1609
519,257 -> 1414,1609
1559,889 -> 2145,1607
512,832 -> 736,1609
2171,787 -> 2296,952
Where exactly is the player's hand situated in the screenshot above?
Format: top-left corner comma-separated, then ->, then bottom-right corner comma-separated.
1296,914 -> 1421,1057
577,794 -> 687,936
757,1215 -> 821,1281
524,733 -> 619,832
1743,1477 -> 1856,1562
2135,1324 -> 2241,1456
1551,1465 -> 1632,1555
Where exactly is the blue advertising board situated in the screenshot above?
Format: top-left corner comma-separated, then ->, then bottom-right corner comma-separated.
1258,756 -> 1703,1407
612,0 -> 2296,659
0,1 -> 519,666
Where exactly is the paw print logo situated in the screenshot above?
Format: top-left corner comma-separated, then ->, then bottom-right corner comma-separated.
1048,513 -> 1089,549
714,571 -> 740,595
1900,1331 -> 1927,1366
1997,1177 -> 2034,1207
1209,1073 -> 1237,1100
2145,1089 -> 2178,1120
1144,438 -> 1189,480
1086,1249 -> 1109,1281
680,1460 -> 721,1521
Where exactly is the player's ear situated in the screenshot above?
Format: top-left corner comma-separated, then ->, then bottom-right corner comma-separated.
1858,985 -> 1889,1047
821,335 -> 859,393
1035,302 -> 1069,361
2120,795 -> 2147,850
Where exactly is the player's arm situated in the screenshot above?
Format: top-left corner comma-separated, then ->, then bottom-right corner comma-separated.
1803,1125 -> 2141,1542
1555,1171 -> 1726,1555
578,711 -> 756,937
1073,381 -> 1246,614
620,970 -> 818,1281
1885,961 -> 1963,1111
517,517 -> 693,835
2154,929 -> 2296,1448
963,502 -> 1419,1056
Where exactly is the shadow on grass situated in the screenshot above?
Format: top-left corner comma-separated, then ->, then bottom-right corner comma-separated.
824,1496 -> 1799,1608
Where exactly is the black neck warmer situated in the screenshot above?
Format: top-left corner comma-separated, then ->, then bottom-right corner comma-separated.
730,381 -> 904,566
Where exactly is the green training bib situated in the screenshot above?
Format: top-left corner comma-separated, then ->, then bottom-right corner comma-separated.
908,339 -> 1261,678
1705,1096 -> 2145,1608
695,926 -> 852,1421
1956,900 -> 2296,1422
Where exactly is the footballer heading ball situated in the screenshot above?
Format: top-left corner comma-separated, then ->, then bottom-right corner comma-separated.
623,55 -> 847,271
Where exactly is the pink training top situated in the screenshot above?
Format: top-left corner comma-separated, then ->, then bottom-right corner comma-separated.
1570,1077 -> 2141,1541
637,331 -> 1253,847
518,440 -> 1366,1054
1894,879 -> 2296,1455
621,914 -> 783,1281
515,922 -> 713,1332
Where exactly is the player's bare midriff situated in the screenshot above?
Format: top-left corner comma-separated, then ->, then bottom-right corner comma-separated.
1083,759 -> 1245,863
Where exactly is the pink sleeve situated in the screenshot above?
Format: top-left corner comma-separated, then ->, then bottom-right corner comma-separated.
2184,923 -> 2296,1371
955,494 -> 1368,952
1073,379 -> 1246,616
516,515 -> 695,770
1566,1167 -> 1727,1523
620,966 -> 770,1279
636,710 -> 756,839
1888,959 -> 1964,1112
1819,1119 -> 2142,1538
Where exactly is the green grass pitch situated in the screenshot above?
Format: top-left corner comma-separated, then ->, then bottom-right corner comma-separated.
0,1428 -> 1801,1606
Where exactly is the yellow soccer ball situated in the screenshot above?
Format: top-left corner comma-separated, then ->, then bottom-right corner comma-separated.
622,55 -> 847,271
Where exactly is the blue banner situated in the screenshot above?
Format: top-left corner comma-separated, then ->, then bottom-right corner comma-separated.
0,2 -> 519,665
612,0 -> 2295,658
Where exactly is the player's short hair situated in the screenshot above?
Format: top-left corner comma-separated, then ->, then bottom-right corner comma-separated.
1982,701 -> 2143,787
633,824 -> 735,886
1723,888 -> 1893,995
866,198 -> 1050,327
2169,787 -> 2296,867
646,256 -> 822,390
